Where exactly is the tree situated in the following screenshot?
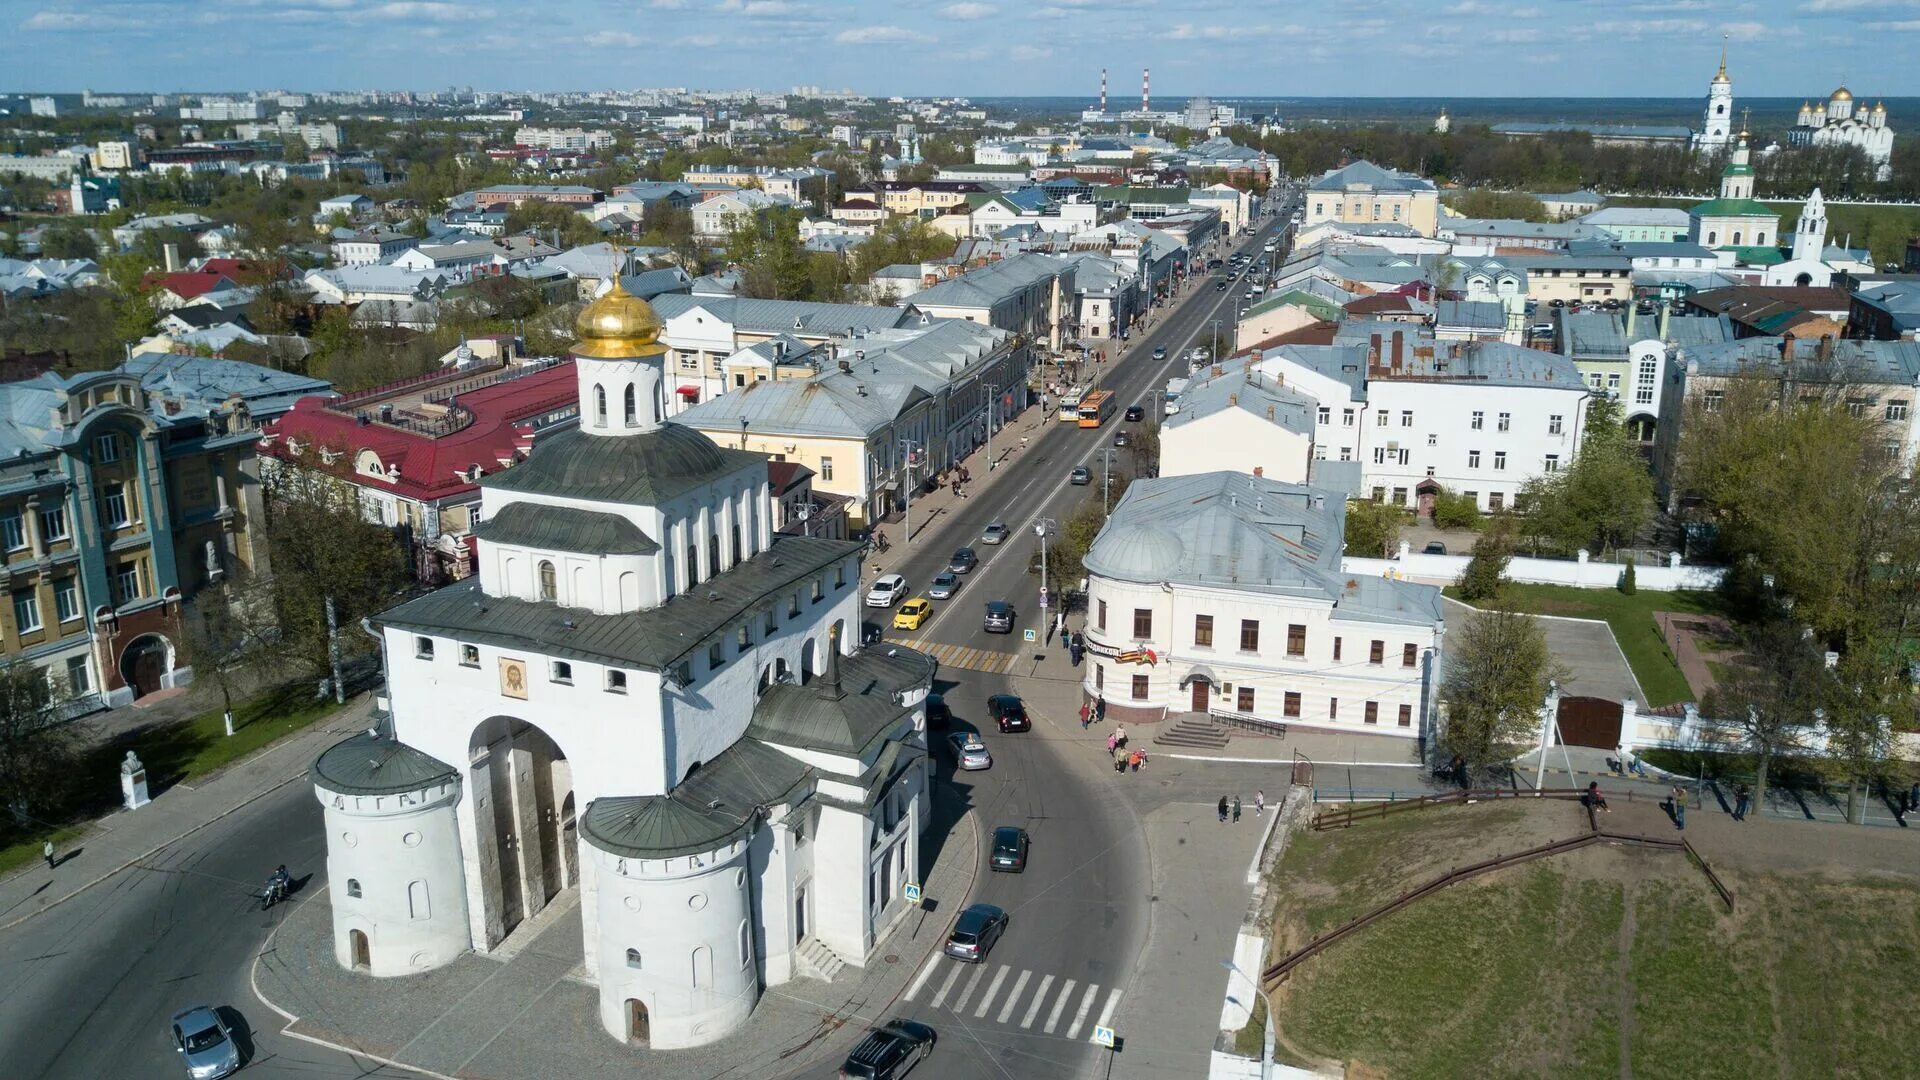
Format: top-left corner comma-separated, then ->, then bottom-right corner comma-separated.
185,574 -> 285,736
1440,608 -> 1561,772
1343,499 -> 1402,558
504,200 -> 600,249
1700,618 -> 1829,814
1046,495 -> 1110,601
1443,189 -> 1549,222
38,221 -> 98,260
1518,396 -> 1652,557
1620,558 -> 1636,595
1820,640 -> 1906,825
0,658 -> 84,825
1430,487 -> 1481,531
1457,525 -> 1514,602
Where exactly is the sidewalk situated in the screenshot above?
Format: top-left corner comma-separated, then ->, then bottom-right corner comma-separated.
251,788 -> 983,1080
0,696 -> 373,931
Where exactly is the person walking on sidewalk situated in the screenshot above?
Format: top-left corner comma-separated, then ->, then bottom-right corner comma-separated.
1079,700 -> 1091,729
1733,783 -> 1751,822
43,839 -> 55,870
1670,784 -> 1687,830
1113,725 -> 1127,749
1217,795 -> 1229,823
1255,790 -> 1266,816
1232,795 -> 1242,823
1095,696 -> 1106,723
1106,731 -> 1117,754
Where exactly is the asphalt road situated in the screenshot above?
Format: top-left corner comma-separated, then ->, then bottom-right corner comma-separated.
0,779 -> 412,1080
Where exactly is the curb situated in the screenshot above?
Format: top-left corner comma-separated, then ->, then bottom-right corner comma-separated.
1164,753 -> 1423,768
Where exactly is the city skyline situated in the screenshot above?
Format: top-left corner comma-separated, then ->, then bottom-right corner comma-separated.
11,0 -> 1920,98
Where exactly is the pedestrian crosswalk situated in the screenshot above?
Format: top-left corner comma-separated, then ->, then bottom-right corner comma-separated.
904,955 -> 1124,1042
883,638 -> 1020,675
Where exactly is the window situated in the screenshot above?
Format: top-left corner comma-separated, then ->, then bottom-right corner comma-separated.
1589,372 -> 1603,390
1332,637 -> 1343,661
1287,624 -> 1306,657
414,635 -> 435,660
820,456 -> 834,481
1548,414 -> 1563,435
1470,410 -> 1484,430
1364,701 -> 1379,725
1194,614 -> 1213,648
66,655 -> 90,694
1544,453 -> 1562,473
347,878 -> 362,898
626,948 -> 643,969
1317,406 -> 1330,425
709,641 -> 725,670
1497,412 -> 1510,432
1427,433 -> 1437,447
1339,446 -> 1352,461
1376,410 -> 1389,427
1097,600 -> 1107,631
1402,643 -> 1418,667
1397,449 -> 1410,465
1131,674 -> 1149,700
1373,446 -> 1386,465
1132,608 -> 1152,639
788,591 -> 801,618
0,514 -> 22,552
38,506 -> 67,542
1342,408 -> 1355,427
1888,400 -> 1910,422
1400,410 -> 1413,428
1328,696 -> 1339,719
100,483 -> 129,528
738,624 -> 751,649
811,577 -> 824,603
409,879 -> 430,919
1847,398 -> 1869,419
1392,486 -> 1408,505
55,579 -> 79,623
1369,639 -> 1384,664
1607,373 -> 1621,391
1493,451 -> 1507,471
1398,704 -> 1413,728
1468,450 -> 1481,469
1094,664 -> 1104,691
1284,691 -> 1301,717
551,660 -> 573,684
1237,686 -> 1255,712
1489,492 -> 1505,511
607,669 -> 628,693
1239,619 -> 1260,651
594,384 -> 607,427
538,560 -> 556,602
763,609 -> 777,635
1371,486 -> 1386,502
459,643 -> 480,667
94,433 -> 120,463
12,590 -> 40,633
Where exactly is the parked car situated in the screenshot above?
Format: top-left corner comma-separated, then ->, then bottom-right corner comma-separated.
1530,323 -> 1555,336
948,547 -> 978,574
980,521 -> 1010,545
925,692 -> 950,729
927,571 -> 961,599
1124,404 -> 1145,422
892,598 -> 933,631
944,903 -> 1009,962
990,826 -> 1030,873
1151,345 -> 1167,360
1113,430 -> 1130,448
987,693 -> 1030,732
1069,465 -> 1091,485
170,1006 -> 241,1080
1423,541 -> 1447,555
839,1017 -> 937,1080
983,600 -> 1015,634
865,574 -> 908,608
947,731 -> 991,771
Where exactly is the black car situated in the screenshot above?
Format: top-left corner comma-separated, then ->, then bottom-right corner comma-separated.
948,547 -> 978,574
991,826 -> 1029,873
1113,430 -> 1130,448
987,693 -> 1030,732
1123,404 -> 1145,422
944,903 -> 1009,962
925,692 -> 950,729
983,600 -> 1014,634
1216,281 -> 1229,291
839,1017 -> 937,1079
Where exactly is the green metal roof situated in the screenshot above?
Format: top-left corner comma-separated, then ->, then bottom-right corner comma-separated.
471,501 -> 659,555
374,534 -> 861,673
581,738 -> 811,858
1689,197 -> 1778,219
1723,245 -> 1785,265
747,646 -> 936,756
312,731 -> 458,796
482,423 -> 765,506
1248,289 -> 1345,323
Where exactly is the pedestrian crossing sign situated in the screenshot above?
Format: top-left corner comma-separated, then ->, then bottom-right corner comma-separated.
1093,1025 -> 1116,1048
904,882 -> 922,903
1023,629 -> 1038,642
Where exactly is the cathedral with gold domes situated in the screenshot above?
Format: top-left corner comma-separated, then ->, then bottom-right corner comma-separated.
309,281 -> 936,1050
1788,86 -> 1895,181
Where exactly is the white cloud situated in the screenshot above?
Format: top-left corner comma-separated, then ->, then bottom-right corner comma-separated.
22,10 -> 145,30
1722,20 -> 1766,38
717,0 -> 808,12
1446,1 -> 1541,15
835,25 -> 932,42
586,29 -> 645,45
1804,0 -> 1918,9
1488,27 -> 1543,42
649,0 -> 689,6
368,1 -> 465,19
1167,23 -> 1235,39
942,1 -> 997,17
1009,43 -> 1052,59
1866,16 -> 1920,25
677,32 -> 722,45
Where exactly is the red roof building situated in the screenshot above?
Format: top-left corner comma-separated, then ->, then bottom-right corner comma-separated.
260,359 -> 581,582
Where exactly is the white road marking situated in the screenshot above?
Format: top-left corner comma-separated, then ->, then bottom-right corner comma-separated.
903,952 -> 942,1002
1065,982 -> 1100,1039
996,969 -> 1033,1024
1043,978 -> 1075,1034
951,963 -> 987,1014
1090,987 -> 1125,1041
1019,974 -> 1053,1029
973,964 -> 1011,1018
928,961 -> 963,1009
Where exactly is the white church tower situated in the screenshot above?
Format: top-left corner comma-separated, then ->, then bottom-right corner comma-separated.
1791,186 -> 1826,264
1694,37 -> 1734,151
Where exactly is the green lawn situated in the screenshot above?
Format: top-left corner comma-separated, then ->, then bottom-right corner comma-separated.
1445,582 -> 1727,706
0,683 -> 345,879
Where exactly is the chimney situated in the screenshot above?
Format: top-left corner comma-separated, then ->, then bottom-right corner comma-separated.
1391,330 -> 1404,373
823,621 -> 845,699
1625,301 -> 1637,339
1658,302 -> 1671,341
1817,333 -> 1835,363
162,242 -> 180,273
1780,331 -> 1795,360
1253,465 -> 1264,477
1368,332 -> 1383,372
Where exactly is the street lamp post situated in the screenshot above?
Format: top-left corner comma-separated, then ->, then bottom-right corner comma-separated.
1221,960 -> 1276,1080
1101,448 -> 1120,516
985,381 -> 999,471
899,438 -> 920,546
1035,518 -> 1054,613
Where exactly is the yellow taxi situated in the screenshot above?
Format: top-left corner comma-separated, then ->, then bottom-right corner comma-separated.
892,598 -> 934,631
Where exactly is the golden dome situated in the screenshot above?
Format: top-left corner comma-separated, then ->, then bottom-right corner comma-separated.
1873,100 -> 1887,113
573,278 -> 665,360
1831,86 -> 1852,101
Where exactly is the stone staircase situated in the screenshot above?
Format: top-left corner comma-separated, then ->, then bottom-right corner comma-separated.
1152,715 -> 1231,749
795,937 -> 849,982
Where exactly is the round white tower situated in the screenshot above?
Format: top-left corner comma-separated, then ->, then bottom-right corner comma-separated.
1827,87 -> 1854,122
573,278 -> 669,435
1700,41 -> 1734,149
312,731 -> 469,977
1792,186 -> 1827,264
582,800 -> 759,1049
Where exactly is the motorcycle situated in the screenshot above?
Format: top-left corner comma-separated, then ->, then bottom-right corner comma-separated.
259,876 -> 289,911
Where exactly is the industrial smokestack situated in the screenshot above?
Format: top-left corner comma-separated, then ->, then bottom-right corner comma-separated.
1142,68 -> 1150,113
1100,68 -> 1108,114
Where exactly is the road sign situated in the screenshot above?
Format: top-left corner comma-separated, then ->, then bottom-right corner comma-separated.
904,882 -> 922,903
1038,586 -> 1049,609
1022,628 -> 1038,642
1092,1026 -> 1116,1048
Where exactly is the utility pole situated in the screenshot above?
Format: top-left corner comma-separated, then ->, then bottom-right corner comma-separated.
1221,960 -> 1275,1080
985,381 -> 998,471
1102,448 -> 1118,516
899,437 -> 920,545
1035,518 -> 1054,611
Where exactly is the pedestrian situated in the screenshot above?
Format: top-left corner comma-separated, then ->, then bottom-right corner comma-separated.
1232,795 -> 1242,823
1217,795 -> 1229,823
1255,790 -> 1266,816
43,839 -> 54,871
1671,785 -> 1687,830
1079,700 -> 1091,729
1106,731 -> 1117,753
1114,725 -> 1127,749
1733,783 -> 1751,822
1095,696 -> 1106,722
1115,746 -> 1129,773
1585,781 -> 1609,813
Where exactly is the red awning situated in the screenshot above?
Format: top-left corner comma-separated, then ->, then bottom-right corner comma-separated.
676,385 -> 700,396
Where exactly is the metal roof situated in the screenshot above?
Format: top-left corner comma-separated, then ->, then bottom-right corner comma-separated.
472,501 -> 659,555
747,647 -> 937,756
581,737 -> 810,859
312,731 -> 458,796
482,423 -> 764,505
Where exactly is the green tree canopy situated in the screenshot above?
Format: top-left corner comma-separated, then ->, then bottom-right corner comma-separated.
1440,608 -> 1562,771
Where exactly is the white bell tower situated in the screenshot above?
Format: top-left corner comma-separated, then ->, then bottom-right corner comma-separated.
1698,36 -> 1733,150
1792,187 -> 1827,264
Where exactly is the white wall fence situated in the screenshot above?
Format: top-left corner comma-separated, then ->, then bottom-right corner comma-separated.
1565,694 -> 1920,762
1345,541 -> 1727,592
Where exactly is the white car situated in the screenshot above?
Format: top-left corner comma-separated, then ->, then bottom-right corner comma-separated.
865,573 -> 908,608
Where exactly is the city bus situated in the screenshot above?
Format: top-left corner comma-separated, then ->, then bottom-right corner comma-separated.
1058,385 -> 1086,422
1077,389 -> 1116,428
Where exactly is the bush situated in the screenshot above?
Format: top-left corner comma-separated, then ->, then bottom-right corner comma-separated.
1621,559 -> 1637,595
1458,527 -> 1514,602
1431,488 -> 1483,531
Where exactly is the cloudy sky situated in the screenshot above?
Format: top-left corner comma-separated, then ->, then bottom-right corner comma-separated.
9,0 -> 1913,97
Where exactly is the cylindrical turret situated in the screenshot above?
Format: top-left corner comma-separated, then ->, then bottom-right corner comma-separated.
573,278 -> 670,435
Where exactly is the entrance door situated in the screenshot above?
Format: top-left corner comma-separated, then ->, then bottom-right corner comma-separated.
626,1000 -> 649,1047
350,929 -> 371,971
121,637 -> 168,698
1191,680 -> 1210,713
794,886 -> 808,942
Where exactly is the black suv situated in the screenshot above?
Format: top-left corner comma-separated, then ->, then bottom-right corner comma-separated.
1124,404 -> 1145,422
987,693 -> 1030,732
839,1018 -> 937,1079
991,825 -> 1029,872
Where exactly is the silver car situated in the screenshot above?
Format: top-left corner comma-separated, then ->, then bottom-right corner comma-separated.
947,731 -> 992,771
927,571 -> 961,599
171,1005 -> 241,1079
981,522 -> 1010,545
